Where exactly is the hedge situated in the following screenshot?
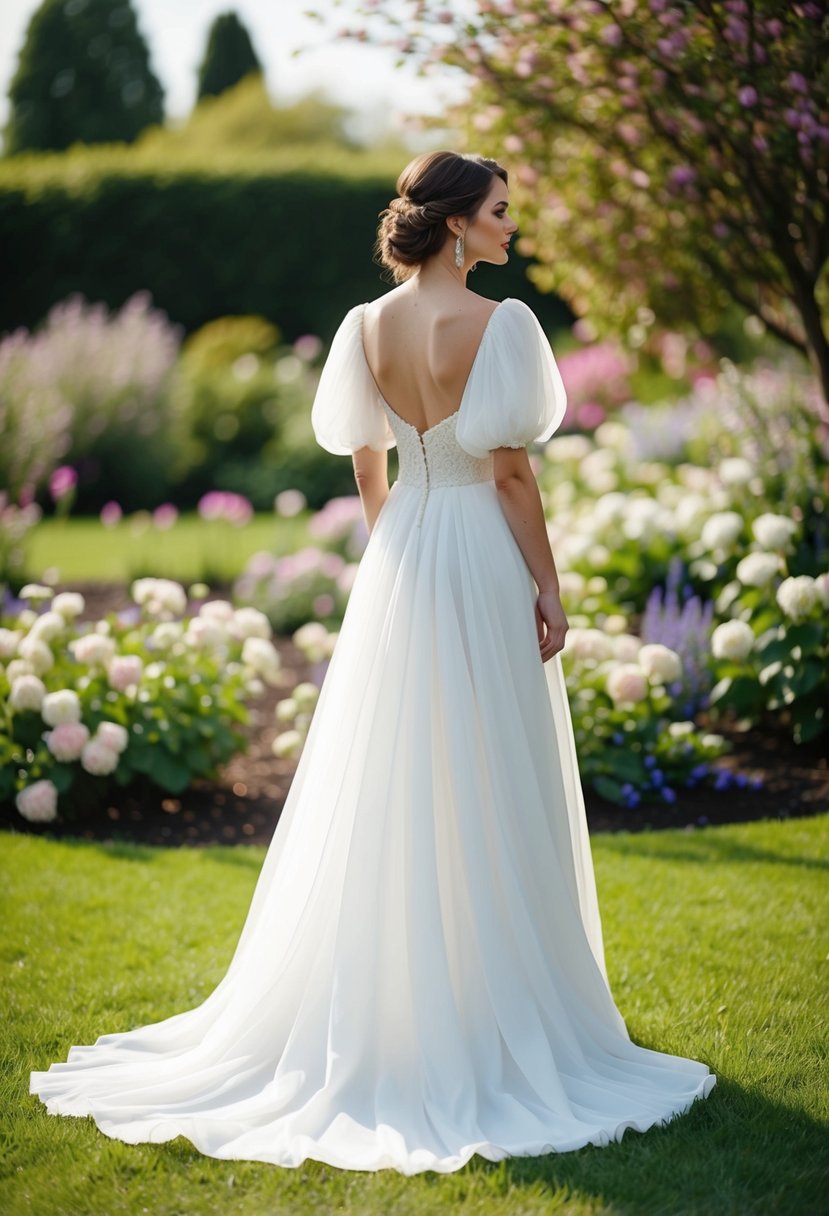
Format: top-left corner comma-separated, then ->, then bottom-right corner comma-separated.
0,146 -> 573,343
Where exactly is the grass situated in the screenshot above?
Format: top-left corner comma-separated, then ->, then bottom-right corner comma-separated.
2,814 -> 827,1216
21,512 -> 312,585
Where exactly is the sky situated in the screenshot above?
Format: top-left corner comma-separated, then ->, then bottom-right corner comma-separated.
0,0 -> 470,142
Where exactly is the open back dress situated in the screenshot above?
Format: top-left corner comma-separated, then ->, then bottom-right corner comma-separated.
29,296 -> 716,1174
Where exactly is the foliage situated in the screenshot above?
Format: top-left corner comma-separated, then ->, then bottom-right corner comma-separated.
0,144 -> 571,341
0,580 -> 282,823
334,0 -> 829,405
0,291 -> 182,513
196,10 -> 262,102
3,0 -> 164,155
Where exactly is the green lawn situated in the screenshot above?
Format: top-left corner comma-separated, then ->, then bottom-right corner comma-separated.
3,814 -> 827,1216
21,512 -> 313,584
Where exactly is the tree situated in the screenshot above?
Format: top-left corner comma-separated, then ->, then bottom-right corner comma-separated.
3,0 -> 164,155
332,0 -> 829,410
197,11 -> 263,102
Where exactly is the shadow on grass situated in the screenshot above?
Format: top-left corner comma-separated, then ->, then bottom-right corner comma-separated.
597,820 -> 829,873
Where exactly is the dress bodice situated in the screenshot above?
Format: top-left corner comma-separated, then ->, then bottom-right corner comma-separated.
380,400 -> 494,527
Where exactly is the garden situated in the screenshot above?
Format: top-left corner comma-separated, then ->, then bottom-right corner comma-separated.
2,1 -> 828,1214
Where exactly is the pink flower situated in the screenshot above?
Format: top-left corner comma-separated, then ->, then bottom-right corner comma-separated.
15,778 -> 59,823
80,738 -> 120,776
737,85 -> 758,107
606,663 -> 649,706
44,720 -> 91,762
95,721 -> 129,753
100,501 -> 122,527
106,654 -> 144,691
49,465 -> 77,501
152,503 -> 178,530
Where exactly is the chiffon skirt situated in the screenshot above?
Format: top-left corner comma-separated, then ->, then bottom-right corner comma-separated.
30,477 -> 716,1173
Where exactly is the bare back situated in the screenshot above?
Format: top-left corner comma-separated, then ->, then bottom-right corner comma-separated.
361,287 -> 500,435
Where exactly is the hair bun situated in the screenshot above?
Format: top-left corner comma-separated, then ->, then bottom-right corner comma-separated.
373,150 -> 507,284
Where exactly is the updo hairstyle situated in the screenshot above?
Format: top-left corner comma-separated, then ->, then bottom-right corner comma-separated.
374,150 -> 508,284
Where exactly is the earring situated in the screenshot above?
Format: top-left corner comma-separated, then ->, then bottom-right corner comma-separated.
454,233 -> 464,269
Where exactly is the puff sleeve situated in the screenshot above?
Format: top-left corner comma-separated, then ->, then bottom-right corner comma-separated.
455,297 -> 567,458
310,304 -> 396,455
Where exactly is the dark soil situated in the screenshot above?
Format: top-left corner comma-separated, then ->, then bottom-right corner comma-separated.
3,581 -> 827,848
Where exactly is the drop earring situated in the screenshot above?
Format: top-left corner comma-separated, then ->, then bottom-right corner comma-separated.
454,233 -> 464,269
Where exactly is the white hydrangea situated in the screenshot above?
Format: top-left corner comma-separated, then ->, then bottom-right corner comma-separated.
149,622 -> 183,649
701,511 -> 743,551
735,551 -> 782,588
638,643 -> 683,684
198,599 -> 235,623
275,698 -> 298,723
184,616 -> 229,651
272,729 -> 303,759
131,577 -> 187,618
544,434 -> 592,462
606,663 -> 648,705
52,591 -> 85,620
752,513 -> 797,551
242,636 -> 282,684
15,778 -> 58,823
717,457 -> 753,486
565,628 -> 615,663
28,610 -> 67,642
95,721 -> 129,753
776,575 -> 818,622
230,607 -> 271,641
41,688 -> 82,726
6,659 -> 35,682
9,673 -> 47,712
711,619 -> 754,662
292,621 -> 330,662
18,636 -> 54,675
70,632 -> 117,666
292,681 -> 320,710
815,572 -> 829,609
0,628 -> 22,659
612,634 -> 643,662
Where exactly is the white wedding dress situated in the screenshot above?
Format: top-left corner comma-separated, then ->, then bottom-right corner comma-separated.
29,297 -> 716,1174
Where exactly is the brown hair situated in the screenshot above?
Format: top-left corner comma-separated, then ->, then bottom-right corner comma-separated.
374,150 -> 508,284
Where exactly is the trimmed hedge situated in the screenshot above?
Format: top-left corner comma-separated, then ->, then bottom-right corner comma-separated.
0,148 -> 573,342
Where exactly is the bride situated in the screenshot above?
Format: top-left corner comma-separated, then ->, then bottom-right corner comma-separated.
30,149 -> 716,1175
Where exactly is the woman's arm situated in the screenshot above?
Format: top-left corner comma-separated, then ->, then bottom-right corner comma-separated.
492,445 -> 568,661
352,446 -> 390,536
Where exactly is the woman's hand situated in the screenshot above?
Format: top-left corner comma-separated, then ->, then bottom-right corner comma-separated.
535,589 -> 568,662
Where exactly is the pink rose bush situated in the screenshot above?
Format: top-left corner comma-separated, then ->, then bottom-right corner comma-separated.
1,578 -> 291,824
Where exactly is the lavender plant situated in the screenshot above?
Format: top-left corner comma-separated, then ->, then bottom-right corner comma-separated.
640,556 -> 715,717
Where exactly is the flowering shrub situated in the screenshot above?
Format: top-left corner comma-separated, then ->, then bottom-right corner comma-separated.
0,492 -> 42,588
559,624 -> 753,807
0,291 -> 181,512
0,579 -> 285,824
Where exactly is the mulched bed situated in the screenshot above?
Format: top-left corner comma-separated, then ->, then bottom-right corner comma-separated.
3,581 -> 827,848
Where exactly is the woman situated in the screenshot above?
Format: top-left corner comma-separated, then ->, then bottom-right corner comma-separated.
30,150 -> 716,1174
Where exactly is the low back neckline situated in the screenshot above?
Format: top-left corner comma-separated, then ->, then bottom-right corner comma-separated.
358,298 -> 511,440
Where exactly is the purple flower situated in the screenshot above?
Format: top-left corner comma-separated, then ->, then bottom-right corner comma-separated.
49,465 -> 77,501
737,85 -> 758,108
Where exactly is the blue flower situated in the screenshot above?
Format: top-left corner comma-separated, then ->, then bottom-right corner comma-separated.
661,786 -> 676,803
734,773 -> 749,788
650,768 -> 664,787
714,770 -> 732,790
690,762 -> 709,780
612,732 -> 625,745
644,754 -> 657,769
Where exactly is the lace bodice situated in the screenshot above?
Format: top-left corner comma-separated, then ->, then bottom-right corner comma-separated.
380,399 -> 494,525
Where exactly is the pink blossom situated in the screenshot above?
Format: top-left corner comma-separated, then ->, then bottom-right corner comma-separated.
15,778 -> 58,823
100,501 -> 122,527
152,503 -> 178,530
44,720 -> 91,762
737,86 -> 758,107
107,654 -> 144,691
49,465 -> 77,501
80,738 -> 120,776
